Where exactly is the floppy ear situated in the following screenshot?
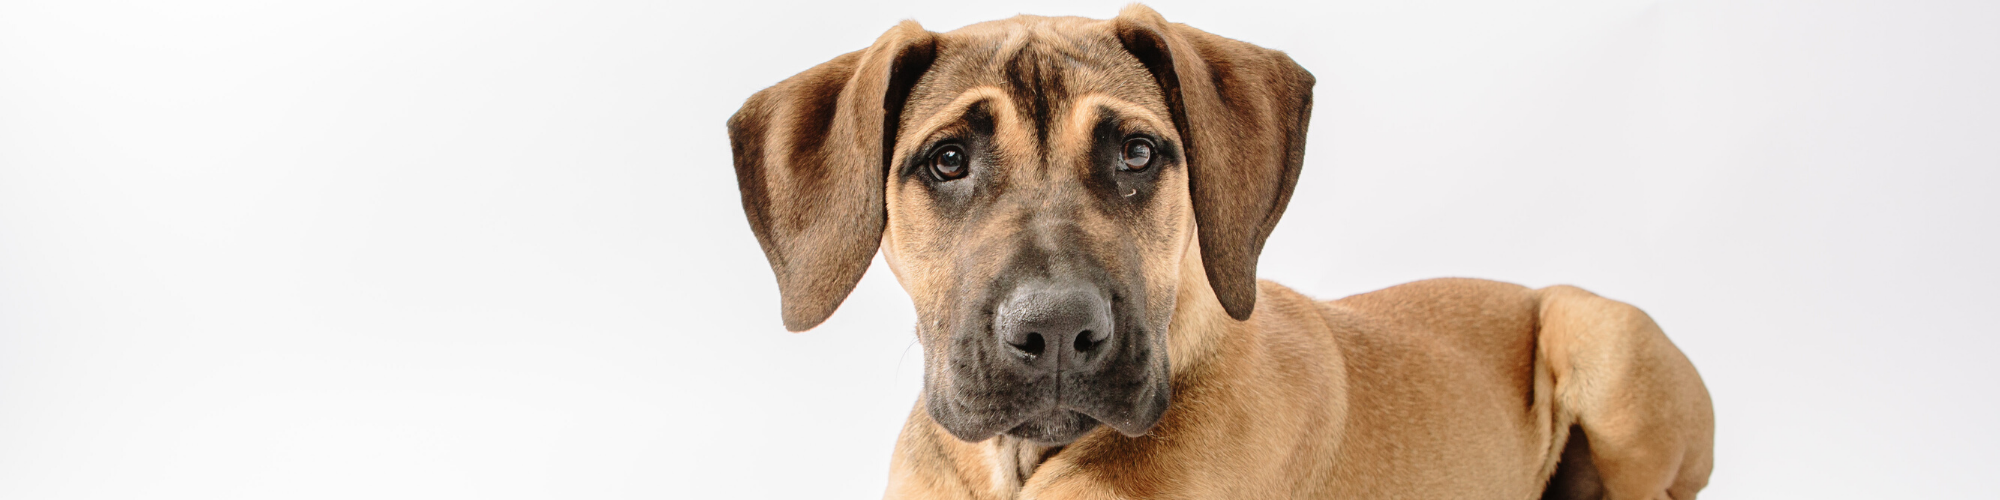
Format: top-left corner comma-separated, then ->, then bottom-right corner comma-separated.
728,22 -> 938,331
1113,5 -> 1315,321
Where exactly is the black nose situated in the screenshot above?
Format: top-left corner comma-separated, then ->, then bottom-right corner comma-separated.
994,281 -> 1113,371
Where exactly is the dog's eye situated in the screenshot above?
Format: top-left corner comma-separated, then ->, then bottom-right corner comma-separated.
1119,138 -> 1154,172
930,145 -> 969,180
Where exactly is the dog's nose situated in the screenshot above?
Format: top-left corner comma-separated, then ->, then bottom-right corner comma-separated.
994,282 -> 1113,371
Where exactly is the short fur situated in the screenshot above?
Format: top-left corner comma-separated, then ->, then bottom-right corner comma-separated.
728,5 -> 1712,499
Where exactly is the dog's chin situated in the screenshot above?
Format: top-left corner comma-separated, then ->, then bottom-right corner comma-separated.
1004,410 -> 1101,445
929,382 -> 1171,445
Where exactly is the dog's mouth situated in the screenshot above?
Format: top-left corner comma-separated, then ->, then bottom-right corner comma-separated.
1005,409 -> 1102,445
925,355 -> 1170,445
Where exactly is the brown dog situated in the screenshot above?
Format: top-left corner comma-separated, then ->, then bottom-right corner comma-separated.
728,5 -> 1712,499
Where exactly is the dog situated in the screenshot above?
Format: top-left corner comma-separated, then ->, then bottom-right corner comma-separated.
727,5 -> 1712,499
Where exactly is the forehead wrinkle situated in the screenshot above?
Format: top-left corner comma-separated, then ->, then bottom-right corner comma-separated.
987,27 -> 1033,74
1059,94 -> 1180,147
984,20 -> 1102,71
893,86 -> 1022,164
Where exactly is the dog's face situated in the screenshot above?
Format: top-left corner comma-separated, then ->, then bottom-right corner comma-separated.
881,20 -> 1190,443
729,6 -> 1312,445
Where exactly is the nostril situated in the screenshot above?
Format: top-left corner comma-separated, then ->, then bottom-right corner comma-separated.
1010,332 -> 1046,357
1074,329 -> 1113,353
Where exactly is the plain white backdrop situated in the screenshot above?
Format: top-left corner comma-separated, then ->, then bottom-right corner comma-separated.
2,0 -> 1995,498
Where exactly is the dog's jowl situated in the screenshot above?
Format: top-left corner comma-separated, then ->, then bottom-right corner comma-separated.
728,5 -> 1713,500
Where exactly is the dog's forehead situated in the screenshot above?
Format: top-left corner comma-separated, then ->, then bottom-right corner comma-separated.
900,15 -> 1167,136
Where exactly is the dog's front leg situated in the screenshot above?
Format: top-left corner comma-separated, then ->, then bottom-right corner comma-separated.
886,405 -> 1141,500
886,404 -> 1035,500
1019,474 -> 1138,500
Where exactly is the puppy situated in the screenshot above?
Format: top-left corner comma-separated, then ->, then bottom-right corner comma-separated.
728,5 -> 1712,499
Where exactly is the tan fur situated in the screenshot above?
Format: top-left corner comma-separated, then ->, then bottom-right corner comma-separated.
729,5 -> 1712,499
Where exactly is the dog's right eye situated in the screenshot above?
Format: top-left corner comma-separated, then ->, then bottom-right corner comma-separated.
929,145 -> 969,181
1119,138 -> 1155,173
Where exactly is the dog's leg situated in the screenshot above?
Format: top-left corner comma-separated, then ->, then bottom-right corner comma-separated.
1537,286 -> 1714,500
887,403 -> 1000,500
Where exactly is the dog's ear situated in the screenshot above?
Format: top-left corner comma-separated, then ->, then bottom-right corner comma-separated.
728,22 -> 939,331
1113,5 -> 1315,321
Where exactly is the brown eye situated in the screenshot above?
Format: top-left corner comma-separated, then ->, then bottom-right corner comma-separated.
930,145 -> 968,180
1120,138 -> 1154,172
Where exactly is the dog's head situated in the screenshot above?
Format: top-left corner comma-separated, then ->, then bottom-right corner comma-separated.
728,5 -> 1312,445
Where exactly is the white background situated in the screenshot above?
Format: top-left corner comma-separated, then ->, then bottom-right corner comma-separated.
2,0 -> 1994,498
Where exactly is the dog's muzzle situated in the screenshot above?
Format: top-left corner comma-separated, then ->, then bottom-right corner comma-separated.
925,277 -> 1170,445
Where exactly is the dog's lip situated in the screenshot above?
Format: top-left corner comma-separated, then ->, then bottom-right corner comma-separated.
950,388 -> 1163,441
1076,413 -> 1143,437
990,397 -> 1062,435
1066,397 -> 1162,437
933,366 -> 1168,441
1004,408 -> 1096,442
935,397 -> 1162,443
935,385 -> 1057,442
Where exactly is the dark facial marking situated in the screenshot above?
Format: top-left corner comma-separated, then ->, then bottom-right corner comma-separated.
901,100 -> 1001,216
1086,105 -> 1174,213
1001,46 -> 1071,148
882,40 -> 940,170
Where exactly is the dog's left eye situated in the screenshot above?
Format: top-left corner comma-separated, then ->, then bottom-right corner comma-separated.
930,145 -> 969,181
1119,138 -> 1154,172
